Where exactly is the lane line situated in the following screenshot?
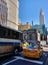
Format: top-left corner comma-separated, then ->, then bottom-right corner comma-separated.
2,58 -> 19,65
14,56 -> 43,65
43,53 -> 47,56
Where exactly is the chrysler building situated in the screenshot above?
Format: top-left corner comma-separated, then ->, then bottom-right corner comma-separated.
40,8 -> 44,25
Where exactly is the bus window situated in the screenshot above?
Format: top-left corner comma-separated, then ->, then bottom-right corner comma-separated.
5,29 -> 8,38
0,27 -> 6,38
3,28 -> 6,38
7,30 -> 10,39
13,31 -> 16,39
16,32 -> 19,39
10,31 -> 12,39
19,33 -> 23,41
0,27 -> 3,38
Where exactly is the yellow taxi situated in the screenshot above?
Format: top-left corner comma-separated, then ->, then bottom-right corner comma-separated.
22,43 -> 43,58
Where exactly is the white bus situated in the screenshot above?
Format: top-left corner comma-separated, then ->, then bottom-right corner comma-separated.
0,25 -> 23,57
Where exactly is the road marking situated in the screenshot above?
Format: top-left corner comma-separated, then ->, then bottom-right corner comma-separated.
43,53 -> 47,56
14,56 -> 43,65
43,53 -> 46,55
2,58 -> 19,65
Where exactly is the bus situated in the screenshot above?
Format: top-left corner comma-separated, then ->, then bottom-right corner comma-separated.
23,29 -> 40,44
0,24 -> 23,57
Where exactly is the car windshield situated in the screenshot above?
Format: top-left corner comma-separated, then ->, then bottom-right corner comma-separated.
28,44 -> 38,49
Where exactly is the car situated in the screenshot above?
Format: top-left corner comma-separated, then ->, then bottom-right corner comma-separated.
22,43 -> 43,58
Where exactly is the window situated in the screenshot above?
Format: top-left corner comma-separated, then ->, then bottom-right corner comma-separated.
5,29 -> 8,38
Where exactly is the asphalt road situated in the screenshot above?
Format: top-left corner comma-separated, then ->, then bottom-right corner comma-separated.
0,51 -> 48,65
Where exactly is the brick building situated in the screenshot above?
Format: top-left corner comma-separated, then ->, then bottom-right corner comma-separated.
18,22 -> 31,31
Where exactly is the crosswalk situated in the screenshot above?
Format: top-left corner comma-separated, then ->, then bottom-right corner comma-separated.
14,56 -> 43,65
2,58 -> 19,65
2,56 -> 43,65
2,52 -> 48,65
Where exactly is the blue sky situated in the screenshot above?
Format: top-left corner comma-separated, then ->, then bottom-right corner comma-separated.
19,0 -> 48,27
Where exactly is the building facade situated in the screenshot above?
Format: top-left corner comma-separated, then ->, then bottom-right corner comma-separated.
0,0 -> 8,25
6,0 -> 19,30
18,22 -> 31,31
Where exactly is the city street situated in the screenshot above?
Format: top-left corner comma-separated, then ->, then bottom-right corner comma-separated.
0,51 -> 48,65
0,0 -> 48,65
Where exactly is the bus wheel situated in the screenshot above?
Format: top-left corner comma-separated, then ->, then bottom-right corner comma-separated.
15,49 -> 18,55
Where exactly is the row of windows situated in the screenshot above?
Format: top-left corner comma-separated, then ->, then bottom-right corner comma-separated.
0,4 -> 8,12
0,0 -> 7,5
24,34 -> 47,41
0,27 -> 20,40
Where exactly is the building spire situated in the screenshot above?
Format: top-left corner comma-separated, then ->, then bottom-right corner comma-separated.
32,20 -> 33,26
40,8 -> 44,25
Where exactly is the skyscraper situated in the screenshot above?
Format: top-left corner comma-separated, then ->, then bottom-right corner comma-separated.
40,8 -> 44,25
